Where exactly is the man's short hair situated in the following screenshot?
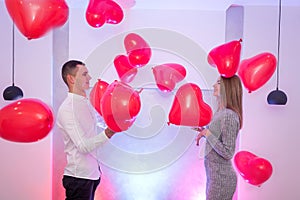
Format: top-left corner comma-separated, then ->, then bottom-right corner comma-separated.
61,60 -> 85,86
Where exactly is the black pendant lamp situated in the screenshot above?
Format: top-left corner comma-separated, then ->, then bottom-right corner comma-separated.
3,23 -> 23,101
267,0 -> 287,105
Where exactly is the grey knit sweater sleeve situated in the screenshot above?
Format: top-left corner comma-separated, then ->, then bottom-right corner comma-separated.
205,108 -> 240,162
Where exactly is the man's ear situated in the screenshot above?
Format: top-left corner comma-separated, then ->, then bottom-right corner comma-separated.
67,74 -> 75,85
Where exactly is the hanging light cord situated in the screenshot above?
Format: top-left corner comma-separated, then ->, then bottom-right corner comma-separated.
12,23 -> 15,87
276,0 -> 282,90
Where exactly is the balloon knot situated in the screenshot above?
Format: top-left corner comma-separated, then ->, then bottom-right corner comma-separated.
137,88 -> 144,93
239,38 -> 243,42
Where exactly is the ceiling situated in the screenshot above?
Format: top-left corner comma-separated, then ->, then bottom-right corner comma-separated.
66,0 -> 300,10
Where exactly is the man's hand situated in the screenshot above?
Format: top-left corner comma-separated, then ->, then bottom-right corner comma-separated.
105,128 -> 116,139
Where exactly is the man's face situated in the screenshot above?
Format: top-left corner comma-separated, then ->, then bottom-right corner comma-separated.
73,64 -> 92,92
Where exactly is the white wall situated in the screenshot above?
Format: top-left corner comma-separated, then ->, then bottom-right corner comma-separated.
1,1 -> 300,200
0,2 -> 53,200
238,5 -> 300,200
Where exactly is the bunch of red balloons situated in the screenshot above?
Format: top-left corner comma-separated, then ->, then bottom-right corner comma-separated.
90,80 -> 213,131
93,32 -> 214,130
90,80 -> 141,132
0,98 -> 54,143
234,151 -> 273,186
208,39 -> 277,92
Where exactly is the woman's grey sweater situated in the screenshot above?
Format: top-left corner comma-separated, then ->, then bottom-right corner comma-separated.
204,108 -> 240,200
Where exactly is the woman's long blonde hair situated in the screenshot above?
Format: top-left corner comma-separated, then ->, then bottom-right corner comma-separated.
219,75 -> 243,129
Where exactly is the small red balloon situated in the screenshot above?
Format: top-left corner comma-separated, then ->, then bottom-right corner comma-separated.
234,151 -> 257,177
168,83 -> 212,127
124,33 -> 149,53
207,39 -> 242,78
128,48 -> 151,67
86,0 -> 124,28
238,52 -> 277,93
114,55 -> 137,83
5,0 -> 69,40
124,33 -> 152,67
152,63 -> 186,92
0,98 -> 54,143
247,157 -> 273,186
89,79 -> 109,115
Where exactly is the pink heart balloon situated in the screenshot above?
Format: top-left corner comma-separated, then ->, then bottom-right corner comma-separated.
238,52 -> 276,93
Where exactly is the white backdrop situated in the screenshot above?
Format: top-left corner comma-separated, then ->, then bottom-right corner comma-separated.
0,1 -> 300,200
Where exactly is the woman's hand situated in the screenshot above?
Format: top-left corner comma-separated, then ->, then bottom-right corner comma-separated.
193,127 -> 211,146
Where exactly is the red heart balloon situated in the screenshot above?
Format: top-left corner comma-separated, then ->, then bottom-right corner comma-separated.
128,48 -> 152,67
5,0 -> 69,40
101,80 -> 141,132
114,55 -> 138,83
238,52 -> 277,93
234,151 -> 273,186
247,157 -> 273,186
0,98 -> 54,143
234,151 -> 257,177
86,0 -> 124,28
152,63 -> 187,92
124,33 -> 152,67
124,33 -> 149,53
168,83 -> 212,127
207,39 -> 242,78
89,79 -> 109,116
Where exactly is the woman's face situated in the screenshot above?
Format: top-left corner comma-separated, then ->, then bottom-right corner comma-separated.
213,77 -> 221,97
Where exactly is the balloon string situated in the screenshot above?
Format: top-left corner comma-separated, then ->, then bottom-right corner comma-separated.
276,0 -> 282,90
12,22 -> 15,86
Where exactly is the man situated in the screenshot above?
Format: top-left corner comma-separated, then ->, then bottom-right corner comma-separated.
57,60 -> 116,200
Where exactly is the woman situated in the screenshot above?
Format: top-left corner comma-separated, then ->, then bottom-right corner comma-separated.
195,75 -> 243,200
